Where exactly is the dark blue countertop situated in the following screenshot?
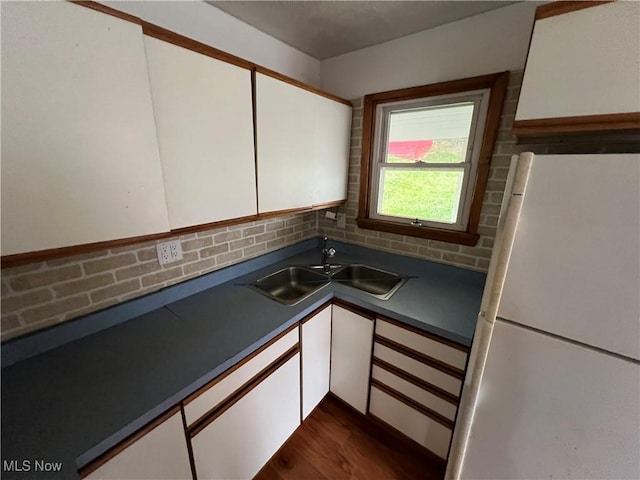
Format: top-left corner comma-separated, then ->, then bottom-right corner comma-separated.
1,239 -> 485,479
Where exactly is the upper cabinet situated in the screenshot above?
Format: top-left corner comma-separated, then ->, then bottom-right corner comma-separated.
1,2 -> 170,256
1,2 -> 351,264
514,2 -> 640,137
313,95 -> 352,206
256,72 -> 351,214
144,34 -> 257,230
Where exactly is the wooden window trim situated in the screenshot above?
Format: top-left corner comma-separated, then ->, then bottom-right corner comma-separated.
356,72 -> 509,246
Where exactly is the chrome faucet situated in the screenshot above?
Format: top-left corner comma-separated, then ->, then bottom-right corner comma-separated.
321,236 -> 336,274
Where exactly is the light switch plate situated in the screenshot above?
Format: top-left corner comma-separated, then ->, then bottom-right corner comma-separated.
156,240 -> 183,265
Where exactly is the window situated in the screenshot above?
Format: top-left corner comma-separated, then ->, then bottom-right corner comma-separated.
357,72 -> 509,245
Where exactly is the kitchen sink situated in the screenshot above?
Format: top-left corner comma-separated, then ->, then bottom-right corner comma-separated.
249,266 -> 329,305
330,264 -> 407,300
248,263 -> 407,305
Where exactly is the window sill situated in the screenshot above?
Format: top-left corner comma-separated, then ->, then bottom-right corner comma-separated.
356,217 -> 480,246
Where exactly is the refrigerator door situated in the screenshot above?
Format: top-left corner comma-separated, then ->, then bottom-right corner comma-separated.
498,154 -> 640,359
461,320 -> 640,480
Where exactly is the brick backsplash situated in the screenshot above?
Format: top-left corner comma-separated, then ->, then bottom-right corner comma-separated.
318,71 -> 528,273
0,71 -> 528,342
1,213 -> 317,341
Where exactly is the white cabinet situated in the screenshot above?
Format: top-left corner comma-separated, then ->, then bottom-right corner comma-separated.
515,2 -> 640,131
313,96 -> 352,206
256,73 -> 316,213
256,73 -> 352,213
84,410 -> 191,480
330,304 -> 374,414
191,354 -> 301,480
1,2 -> 170,256
144,36 -> 257,230
369,318 -> 469,459
301,305 -> 332,419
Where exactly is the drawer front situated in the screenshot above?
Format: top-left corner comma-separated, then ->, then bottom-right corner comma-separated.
376,319 -> 468,370
371,365 -> 457,421
370,386 -> 452,459
191,354 -> 301,480
184,326 -> 298,425
373,343 -> 462,396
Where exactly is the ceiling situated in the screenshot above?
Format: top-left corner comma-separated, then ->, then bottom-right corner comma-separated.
207,1 -> 517,60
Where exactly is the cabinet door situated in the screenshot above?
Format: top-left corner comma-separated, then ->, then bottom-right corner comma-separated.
313,97 -> 352,206
192,354 -> 300,479
302,305 -> 332,419
144,36 -> 257,230
1,2 -> 170,256
256,73 -> 315,213
330,305 -> 374,414
515,2 -> 640,122
85,411 -> 191,480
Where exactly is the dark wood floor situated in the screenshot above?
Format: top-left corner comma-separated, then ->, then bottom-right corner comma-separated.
255,394 -> 446,480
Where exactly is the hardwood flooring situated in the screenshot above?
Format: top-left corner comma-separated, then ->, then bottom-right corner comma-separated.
255,394 -> 446,480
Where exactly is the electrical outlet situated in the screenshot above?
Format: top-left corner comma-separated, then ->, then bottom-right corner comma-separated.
336,213 -> 346,229
156,240 -> 183,265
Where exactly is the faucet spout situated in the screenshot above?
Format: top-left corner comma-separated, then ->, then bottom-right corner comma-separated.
321,237 -> 336,274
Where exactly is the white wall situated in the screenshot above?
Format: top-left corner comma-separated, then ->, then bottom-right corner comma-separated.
320,2 -> 539,99
100,1 -> 321,86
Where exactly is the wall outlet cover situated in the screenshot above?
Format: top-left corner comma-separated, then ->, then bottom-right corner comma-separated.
156,240 -> 183,265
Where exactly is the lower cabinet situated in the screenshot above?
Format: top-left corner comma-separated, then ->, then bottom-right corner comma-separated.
329,304 -> 374,414
83,409 -> 191,479
369,317 -> 469,460
301,304 -> 332,419
191,353 -> 300,479
81,303 -> 471,479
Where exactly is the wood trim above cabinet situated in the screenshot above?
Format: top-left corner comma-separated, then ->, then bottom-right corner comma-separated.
70,1 -> 142,25
78,406 -> 181,478
513,112 -> 640,138
141,21 -> 253,70
255,66 -> 351,106
535,1 -> 613,20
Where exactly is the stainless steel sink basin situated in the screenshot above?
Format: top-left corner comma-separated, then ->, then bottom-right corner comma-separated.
330,264 -> 406,300
250,266 -> 329,305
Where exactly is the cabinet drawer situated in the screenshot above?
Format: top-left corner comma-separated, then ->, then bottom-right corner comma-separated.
81,409 -> 191,479
370,386 -> 452,459
184,325 -> 298,426
371,365 -> 457,421
373,343 -> 462,397
191,353 -> 301,480
376,319 -> 468,370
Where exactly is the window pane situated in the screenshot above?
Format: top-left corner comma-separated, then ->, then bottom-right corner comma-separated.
378,168 -> 464,224
386,103 -> 474,164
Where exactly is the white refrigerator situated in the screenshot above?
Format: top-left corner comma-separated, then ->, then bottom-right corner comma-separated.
447,153 -> 640,479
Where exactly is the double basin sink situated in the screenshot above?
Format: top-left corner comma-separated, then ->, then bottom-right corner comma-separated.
248,264 -> 407,305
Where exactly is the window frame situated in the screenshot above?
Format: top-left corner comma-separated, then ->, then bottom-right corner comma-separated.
357,72 -> 509,246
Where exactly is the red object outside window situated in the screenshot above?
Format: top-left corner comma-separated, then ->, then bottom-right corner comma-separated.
387,140 -> 433,161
